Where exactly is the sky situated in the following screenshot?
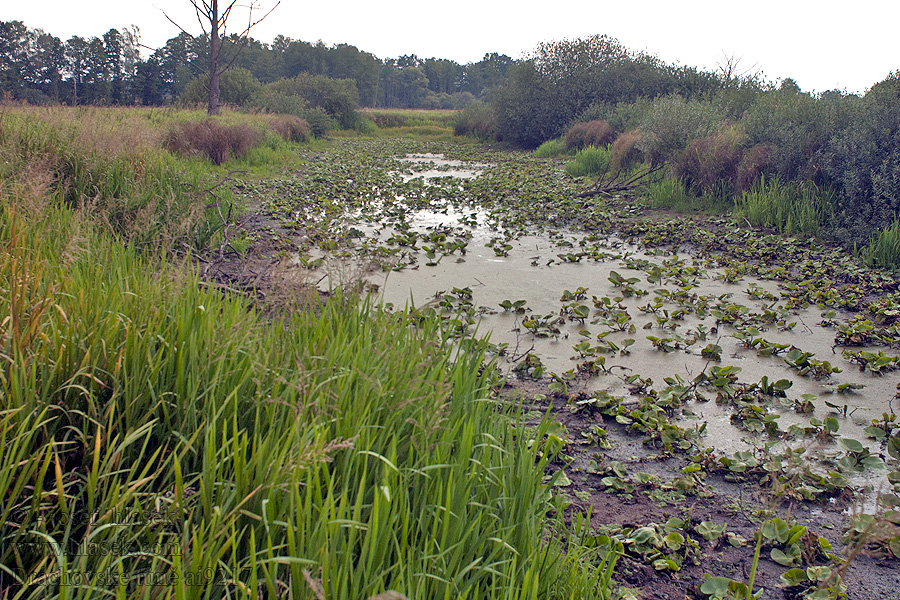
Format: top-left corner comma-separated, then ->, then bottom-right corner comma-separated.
5,0 -> 899,94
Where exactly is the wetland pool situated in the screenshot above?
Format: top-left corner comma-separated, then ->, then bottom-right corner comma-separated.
286,149 -> 898,500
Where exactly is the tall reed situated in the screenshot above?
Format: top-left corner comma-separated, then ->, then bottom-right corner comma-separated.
734,176 -> 836,237
0,197 -> 609,599
861,218 -> 900,269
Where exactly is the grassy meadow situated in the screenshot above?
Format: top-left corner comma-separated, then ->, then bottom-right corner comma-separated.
0,106 -> 614,599
357,109 -> 461,139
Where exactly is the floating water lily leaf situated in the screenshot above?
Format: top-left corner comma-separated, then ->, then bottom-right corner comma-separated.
837,438 -> 865,453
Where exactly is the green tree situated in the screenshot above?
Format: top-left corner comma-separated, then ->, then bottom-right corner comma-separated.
263,72 -> 359,127
181,66 -> 261,106
0,21 -> 30,98
491,35 -> 710,147
423,58 -> 459,95
30,31 -> 66,101
64,35 -> 88,104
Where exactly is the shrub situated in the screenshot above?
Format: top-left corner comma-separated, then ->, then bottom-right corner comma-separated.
565,146 -> 612,177
533,138 -> 567,158
736,143 -> 773,192
180,67 -> 262,107
251,88 -> 308,116
454,100 -> 498,140
263,73 -> 360,129
265,115 -> 309,143
346,113 -> 379,134
822,74 -> 900,247
565,120 -> 615,150
675,124 -> 743,197
491,35 -> 717,148
740,87 -> 848,183
576,98 -> 653,133
301,107 -> 338,137
165,120 -> 260,165
251,88 -> 336,137
637,95 -> 725,165
610,129 -> 644,172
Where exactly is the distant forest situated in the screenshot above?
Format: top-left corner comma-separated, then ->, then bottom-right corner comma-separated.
0,21 -> 512,109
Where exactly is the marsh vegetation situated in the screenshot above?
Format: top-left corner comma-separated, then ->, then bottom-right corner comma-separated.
1,23 -> 899,600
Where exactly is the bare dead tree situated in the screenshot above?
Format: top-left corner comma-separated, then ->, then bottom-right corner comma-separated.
163,0 -> 279,115
716,51 -> 760,87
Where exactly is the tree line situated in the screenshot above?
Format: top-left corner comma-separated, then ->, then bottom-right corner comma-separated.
0,20 -> 513,109
454,34 -> 899,254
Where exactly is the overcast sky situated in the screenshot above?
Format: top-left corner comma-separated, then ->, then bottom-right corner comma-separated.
6,1 -> 898,94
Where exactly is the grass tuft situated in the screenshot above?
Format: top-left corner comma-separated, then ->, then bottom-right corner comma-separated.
565,146 -> 612,178
533,138 -> 567,158
165,120 -> 261,165
735,176 -> 836,236
862,218 -> 900,269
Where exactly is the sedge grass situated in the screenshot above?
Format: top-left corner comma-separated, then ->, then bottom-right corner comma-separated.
564,146 -> 612,178
861,218 -> 900,270
533,139 -> 568,159
0,195 -> 609,598
734,176 -> 836,237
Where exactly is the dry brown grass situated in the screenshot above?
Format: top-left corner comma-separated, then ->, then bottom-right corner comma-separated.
265,114 -> 310,142
565,119 -> 616,150
675,125 -> 744,196
737,143 -> 773,192
9,105 -> 164,157
610,129 -> 644,172
165,120 -> 260,165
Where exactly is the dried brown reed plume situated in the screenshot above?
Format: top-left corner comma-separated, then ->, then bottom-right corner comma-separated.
675,126 -> 743,196
165,120 -> 260,165
565,119 -> 615,150
610,129 -> 644,172
265,114 -> 310,142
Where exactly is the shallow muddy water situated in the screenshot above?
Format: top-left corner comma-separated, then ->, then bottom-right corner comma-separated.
397,153 -> 489,181
370,232 -> 896,445
301,152 -> 898,491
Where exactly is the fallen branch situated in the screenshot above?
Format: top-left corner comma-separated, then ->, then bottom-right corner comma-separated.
575,164 -> 664,198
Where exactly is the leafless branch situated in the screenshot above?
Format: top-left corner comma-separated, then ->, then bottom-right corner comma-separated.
574,164 -> 664,198
161,9 -> 196,38
218,1 -> 280,74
